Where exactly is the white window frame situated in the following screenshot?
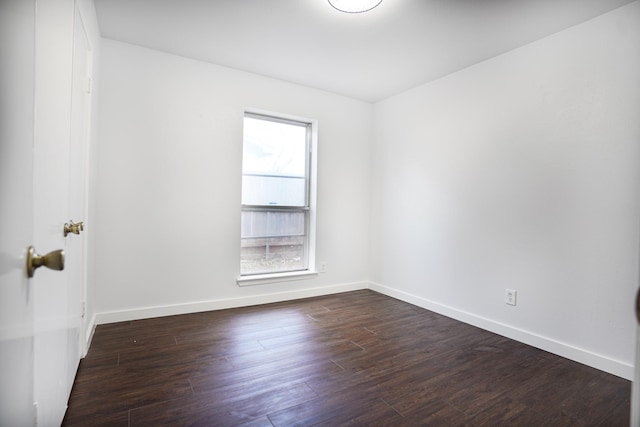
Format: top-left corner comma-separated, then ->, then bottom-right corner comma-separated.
237,109 -> 318,286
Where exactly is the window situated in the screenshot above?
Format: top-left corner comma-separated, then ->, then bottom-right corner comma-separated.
239,111 -> 317,281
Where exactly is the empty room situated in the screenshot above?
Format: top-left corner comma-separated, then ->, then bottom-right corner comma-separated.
1,0 -> 639,426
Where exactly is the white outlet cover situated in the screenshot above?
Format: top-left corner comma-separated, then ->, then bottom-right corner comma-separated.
505,289 -> 517,306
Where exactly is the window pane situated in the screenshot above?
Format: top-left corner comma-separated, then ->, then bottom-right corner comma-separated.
241,210 -> 306,274
241,210 -> 305,238
242,116 -> 307,206
240,236 -> 305,275
240,112 -> 314,278
242,175 -> 306,206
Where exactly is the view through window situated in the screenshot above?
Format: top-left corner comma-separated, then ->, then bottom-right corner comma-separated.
240,113 -> 313,276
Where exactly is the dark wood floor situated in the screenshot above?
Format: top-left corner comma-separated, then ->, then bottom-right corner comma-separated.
63,290 -> 630,426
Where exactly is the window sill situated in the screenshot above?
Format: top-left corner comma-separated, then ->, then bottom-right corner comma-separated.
236,270 -> 318,286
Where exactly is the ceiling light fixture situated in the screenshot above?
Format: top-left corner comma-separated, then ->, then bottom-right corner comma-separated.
328,0 -> 383,13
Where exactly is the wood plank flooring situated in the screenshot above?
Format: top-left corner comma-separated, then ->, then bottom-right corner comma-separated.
63,290 -> 630,426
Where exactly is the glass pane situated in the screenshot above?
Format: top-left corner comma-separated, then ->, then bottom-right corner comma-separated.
240,210 -> 306,275
240,236 -> 305,275
242,115 -> 307,206
242,175 -> 306,206
241,210 -> 305,238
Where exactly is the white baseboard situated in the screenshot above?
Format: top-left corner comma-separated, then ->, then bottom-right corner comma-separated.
90,279 -> 632,380
94,281 -> 368,325
83,312 -> 97,358
368,281 -> 634,380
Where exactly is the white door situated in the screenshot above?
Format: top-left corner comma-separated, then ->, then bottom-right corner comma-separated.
0,0 -> 91,425
33,0 -> 91,425
0,0 -> 37,425
68,4 -> 92,360
33,1 -> 74,423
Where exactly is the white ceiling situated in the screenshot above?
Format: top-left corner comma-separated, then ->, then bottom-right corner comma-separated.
93,0 -> 634,103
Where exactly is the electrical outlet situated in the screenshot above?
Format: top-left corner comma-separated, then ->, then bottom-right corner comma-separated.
320,262 -> 327,273
505,289 -> 517,306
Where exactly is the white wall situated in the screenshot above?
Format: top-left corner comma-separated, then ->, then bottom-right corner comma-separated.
371,2 -> 640,379
93,39 -> 372,320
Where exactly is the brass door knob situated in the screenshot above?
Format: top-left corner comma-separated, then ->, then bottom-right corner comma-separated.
26,246 -> 65,278
64,220 -> 84,236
